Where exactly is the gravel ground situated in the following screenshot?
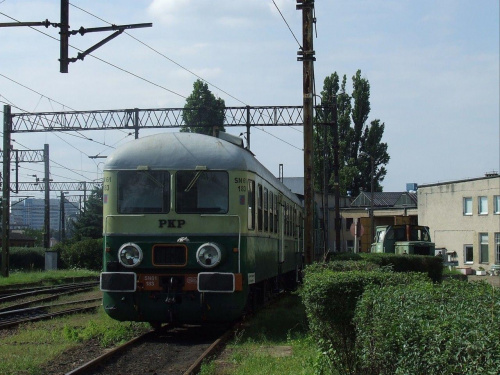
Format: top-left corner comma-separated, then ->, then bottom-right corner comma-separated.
38,337 -> 106,375
39,324 -> 228,375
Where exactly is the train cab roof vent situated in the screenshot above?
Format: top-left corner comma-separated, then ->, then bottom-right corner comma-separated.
217,132 -> 244,148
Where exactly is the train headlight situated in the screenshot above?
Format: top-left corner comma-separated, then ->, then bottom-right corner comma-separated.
118,243 -> 143,268
196,243 -> 222,268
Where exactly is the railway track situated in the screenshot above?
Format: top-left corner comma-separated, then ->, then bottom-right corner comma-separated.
0,281 -> 99,303
0,280 -> 101,329
0,298 -> 101,329
65,323 -> 234,375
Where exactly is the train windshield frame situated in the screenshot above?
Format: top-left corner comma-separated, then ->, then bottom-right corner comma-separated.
175,170 -> 229,214
117,170 -> 170,213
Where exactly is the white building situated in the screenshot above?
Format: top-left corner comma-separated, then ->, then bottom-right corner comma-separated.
418,174 -> 500,272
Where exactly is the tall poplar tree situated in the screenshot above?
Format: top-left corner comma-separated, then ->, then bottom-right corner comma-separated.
181,79 -> 225,135
314,70 -> 389,196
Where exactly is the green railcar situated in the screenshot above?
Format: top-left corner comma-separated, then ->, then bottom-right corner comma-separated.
100,132 -> 304,325
370,224 -> 435,255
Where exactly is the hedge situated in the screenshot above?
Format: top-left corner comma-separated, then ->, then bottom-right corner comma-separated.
57,238 -> 103,271
355,279 -> 500,375
299,267 -> 429,374
329,252 -> 443,282
3,247 -> 46,271
0,239 -> 103,272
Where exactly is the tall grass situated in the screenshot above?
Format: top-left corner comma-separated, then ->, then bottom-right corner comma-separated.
0,269 -> 99,287
199,294 -> 322,375
0,307 -> 149,375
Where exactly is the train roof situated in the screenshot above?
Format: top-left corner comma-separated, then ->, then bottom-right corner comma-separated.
105,132 -> 301,205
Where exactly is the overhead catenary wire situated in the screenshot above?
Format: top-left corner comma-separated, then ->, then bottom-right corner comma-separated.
69,2 -> 249,107
0,71 -> 133,149
0,11 -> 187,100
254,126 -> 303,151
271,0 -> 302,50
1,6 -> 305,158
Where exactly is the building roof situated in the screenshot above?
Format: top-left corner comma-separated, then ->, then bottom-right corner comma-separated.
282,177 -> 304,196
350,191 -> 417,208
418,173 -> 499,188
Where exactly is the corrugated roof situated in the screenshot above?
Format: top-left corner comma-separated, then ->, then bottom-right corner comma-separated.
351,191 -> 417,208
282,177 -> 304,196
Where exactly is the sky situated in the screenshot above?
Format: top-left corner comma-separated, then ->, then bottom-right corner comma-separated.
1,0 -> 499,202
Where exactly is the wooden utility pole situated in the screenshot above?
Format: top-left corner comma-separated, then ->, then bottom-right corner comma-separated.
2,105 -> 11,277
43,144 -> 50,250
297,0 -> 315,264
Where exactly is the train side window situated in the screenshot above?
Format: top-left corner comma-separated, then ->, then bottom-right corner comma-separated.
293,207 -> 297,237
257,184 -> 263,231
264,188 -> 269,231
285,203 -> 289,236
274,196 -> 279,233
269,193 -> 274,233
248,180 -> 255,230
118,170 -> 170,214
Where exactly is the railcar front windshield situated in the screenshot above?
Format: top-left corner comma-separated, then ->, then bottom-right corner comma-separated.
176,170 -> 228,213
118,171 -> 170,213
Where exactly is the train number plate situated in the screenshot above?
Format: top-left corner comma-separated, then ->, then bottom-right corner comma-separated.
142,275 -> 159,290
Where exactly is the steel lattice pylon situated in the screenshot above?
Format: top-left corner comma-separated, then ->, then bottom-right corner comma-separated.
9,106 -> 306,132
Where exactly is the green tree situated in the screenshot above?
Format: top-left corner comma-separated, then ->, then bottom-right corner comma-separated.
314,70 -> 389,196
181,79 -> 226,135
70,187 -> 103,240
23,228 -> 44,247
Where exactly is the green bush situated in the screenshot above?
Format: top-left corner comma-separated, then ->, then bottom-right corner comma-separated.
5,247 -> 45,271
299,268 -> 428,374
305,260 -> 380,273
327,252 -> 443,282
355,279 -> 500,375
328,252 -> 363,261
59,238 -> 103,271
359,253 -> 443,282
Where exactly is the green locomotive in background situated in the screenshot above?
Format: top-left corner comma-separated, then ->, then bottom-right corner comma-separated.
371,224 -> 435,255
100,132 -> 304,325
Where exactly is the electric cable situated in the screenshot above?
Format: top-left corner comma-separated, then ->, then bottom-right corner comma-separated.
271,0 -> 302,49
0,11 -> 187,99
69,2 -> 249,107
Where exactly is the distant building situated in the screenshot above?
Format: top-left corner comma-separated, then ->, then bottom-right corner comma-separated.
10,198 -> 79,231
282,177 -> 426,254
0,231 -> 36,247
344,190 -> 419,252
418,174 -> 500,272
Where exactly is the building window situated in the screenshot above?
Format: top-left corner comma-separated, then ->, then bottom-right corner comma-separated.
495,233 -> 500,264
345,218 -> 353,231
464,245 -> 473,264
479,233 -> 489,263
494,195 -> 500,214
463,197 -> 472,215
478,196 -> 488,215
346,240 -> 354,252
